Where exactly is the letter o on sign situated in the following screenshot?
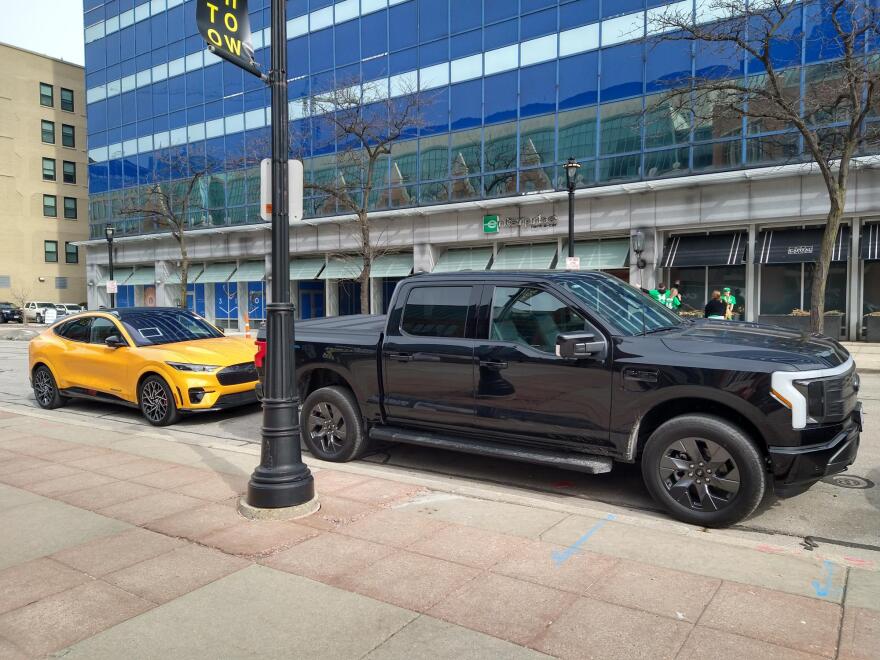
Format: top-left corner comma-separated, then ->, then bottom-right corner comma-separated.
207,28 -> 222,46
225,12 -> 238,31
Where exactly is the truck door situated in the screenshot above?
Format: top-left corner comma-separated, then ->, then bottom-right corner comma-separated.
382,284 -> 478,430
472,284 -> 613,450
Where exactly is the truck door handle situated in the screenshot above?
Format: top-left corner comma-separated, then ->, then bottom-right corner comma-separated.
387,352 -> 413,362
623,368 -> 659,384
479,360 -> 508,370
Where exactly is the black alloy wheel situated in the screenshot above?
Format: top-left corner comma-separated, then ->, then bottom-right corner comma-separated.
300,386 -> 368,462
641,414 -> 766,527
32,366 -> 66,409
139,376 -> 181,426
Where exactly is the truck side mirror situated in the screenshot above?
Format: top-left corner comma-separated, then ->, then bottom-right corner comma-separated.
556,332 -> 606,360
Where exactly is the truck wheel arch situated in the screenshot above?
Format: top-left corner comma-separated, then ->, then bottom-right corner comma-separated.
299,367 -> 360,404
635,396 -> 768,462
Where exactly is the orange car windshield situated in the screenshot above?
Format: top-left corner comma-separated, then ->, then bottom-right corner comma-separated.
119,310 -> 223,347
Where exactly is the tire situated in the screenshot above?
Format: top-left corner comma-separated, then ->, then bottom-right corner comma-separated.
36,314 -> 43,324
139,375 -> 181,426
32,365 -> 67,410
640,414 -> 767,528
300,386 -> 368,462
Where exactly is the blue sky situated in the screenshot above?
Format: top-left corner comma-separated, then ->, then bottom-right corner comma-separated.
0,1 -> 85,64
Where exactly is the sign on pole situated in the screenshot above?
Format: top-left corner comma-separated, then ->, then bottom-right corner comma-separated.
565,256 -> 581,270
106,280 -> 118,294
196,0 -> 262,79
260,159 -> 304,223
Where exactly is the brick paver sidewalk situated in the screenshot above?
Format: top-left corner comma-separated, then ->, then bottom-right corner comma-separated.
0,408 -> 876,659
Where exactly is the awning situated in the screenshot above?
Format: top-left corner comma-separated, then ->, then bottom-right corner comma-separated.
320,258 -> 364,280
757,227 -> 849,264
662,232 -> 746,268
228,261 -> 265,282
290,258 -> 326,280
195,262 -> 236,283
166,265 -> 204,285
100,267 -> 133,286
126,267 -> 155,285
433,247 -> 492,273
862,223 -> 880,261
371,254 -> 413,278
492,243 -> 558,270
559,239 -> 630,270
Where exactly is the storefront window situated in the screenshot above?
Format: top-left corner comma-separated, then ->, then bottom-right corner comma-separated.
863,262 -> 880,338
760,264 -> 803,314
669,266 -> 747,319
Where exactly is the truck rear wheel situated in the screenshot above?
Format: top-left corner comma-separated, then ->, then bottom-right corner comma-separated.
641,414 -> 766,528
300,386 -> 368,462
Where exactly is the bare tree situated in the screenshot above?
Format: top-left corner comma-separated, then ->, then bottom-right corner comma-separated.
9,286 -> 31,312
651,0 -> 879,333
303,78 -> 430,314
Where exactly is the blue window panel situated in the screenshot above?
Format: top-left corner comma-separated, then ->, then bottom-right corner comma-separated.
187,284 -> 206,317
109,159 -> 124,190
168,39 -> 185,62
105,32 -> 121,66
135,19 -> 151,56
85,41 -> 107,70
361,11 -> 387,58
362,55 -> 388,81
522,0 -> 556,12
312,0 -> 333,8
225,132 -> 245,168
169,75 -> 188,112
84,0 -> 103,11
390,48 -> 417,74
189,141 -> 207,174
214,283 -> 239,321
805,1 -> 842,63
169,109 -> 187,129
310,29 -> 333,71
695,39 -> 743,81
204,100 -> 224,121
451,0 -> 481,33
451,30 -> 482,59
204,65 -> 224,103
521,7 -> 557,40
151,14 -> 168,50
88,101 -> 108,134
87,69 -> 106,89
206,137 -> 225,173
168,145 -> 189,178
121,123 -> 137,140
601,43 -> 644,102
451,79 -> 482,130
120,59 -> 137,77
184,3 -> 198,38
561,0 -> 600,29
288,0 -> 308,17
299,282 -> 325,320
151,80 -> 169,117
485,0 -> 517,24
120,26 -> 135,60
419,0 -> 449,42
136,87 -> 153,122
153,114 -> 169,133
288,36 -> 309,78
107,124 -> 122,146
520,62 -> 557,118
335,20 -> 360,66
484,71 -> 518,124
151,46 -> 168,67
136,53 -> 152,74
88,130 -> 108,148
339,281 -> 362,316
311,71 -> 334,95
389,1 -> 418,51
223,65 -> 244,98
288,76 -> 308,100
121,90 -> 138,122
89,162 -> 109,194
136,119 -> 153,139
117,286 -> 135,308
247,282 -> 266,321
604,0 -> 643,18
187,107 -> 205,130
185,70 -> 205,107
646,40 -> 692,94
337,63 -> 359,82
167,4 -> 185,43
137,153 -> 155,183
559,51 -> 598,110
122,156 -> 139,187
421,87 -> 450,135
485,19 -> 518,49
185,35 -> 204,56
420,39 -> 448,67
748,10 -> 803,73
244,89 -> 267,111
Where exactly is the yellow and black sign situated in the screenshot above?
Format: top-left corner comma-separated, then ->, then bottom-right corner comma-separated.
196,0 -> 262,78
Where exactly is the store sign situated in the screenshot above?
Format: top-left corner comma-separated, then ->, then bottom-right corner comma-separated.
787,245 -> 814,256
499,214 -> 559,230
483,215 -> 499,233
196,0 -> 261,78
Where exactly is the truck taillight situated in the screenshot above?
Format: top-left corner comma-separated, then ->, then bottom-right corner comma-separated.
254,339 -> 266,369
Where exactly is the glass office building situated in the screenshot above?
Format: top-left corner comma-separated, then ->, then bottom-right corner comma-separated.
81,0 -> 880,339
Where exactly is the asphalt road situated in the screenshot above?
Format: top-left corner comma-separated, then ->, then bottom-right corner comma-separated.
1,339 -> 878,550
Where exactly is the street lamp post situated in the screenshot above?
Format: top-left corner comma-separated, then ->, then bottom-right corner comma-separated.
564,158 -> 581,259
105,224 -> 115,307
244,0 -> 316,514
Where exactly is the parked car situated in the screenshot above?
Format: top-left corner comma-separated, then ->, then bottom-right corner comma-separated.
23,302 -> 59,324
255,271 -> 861,527
53,304 -> 70,319
62,303 -> 85,315
0,302 -> 23,324
29,307 -> 259,426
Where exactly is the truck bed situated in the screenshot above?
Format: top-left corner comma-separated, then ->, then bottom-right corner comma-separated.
296,314 -> 387,345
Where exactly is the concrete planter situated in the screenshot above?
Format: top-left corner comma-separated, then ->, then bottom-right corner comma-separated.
758,314 -> 845,338
865,316 -> 880,342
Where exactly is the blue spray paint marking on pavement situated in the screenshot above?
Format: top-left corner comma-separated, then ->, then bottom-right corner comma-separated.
552,514 -> 616,566
812,560 -> 839,598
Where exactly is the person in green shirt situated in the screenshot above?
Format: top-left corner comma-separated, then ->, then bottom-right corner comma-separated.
648,284 -> 682,312
721,287 -> 737,320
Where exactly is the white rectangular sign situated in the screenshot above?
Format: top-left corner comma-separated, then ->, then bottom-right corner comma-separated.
260,159 -> 304,223
565,256 -> 581,270
106,280 -> 118,294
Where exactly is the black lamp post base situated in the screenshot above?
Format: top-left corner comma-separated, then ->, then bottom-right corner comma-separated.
239,487 -> 319,520
246,467 -> 315,510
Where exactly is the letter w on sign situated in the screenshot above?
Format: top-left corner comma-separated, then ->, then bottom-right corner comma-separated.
196,0 -> 262,79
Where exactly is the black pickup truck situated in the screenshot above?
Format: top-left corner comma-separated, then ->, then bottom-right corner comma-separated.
256,271 -> 862,527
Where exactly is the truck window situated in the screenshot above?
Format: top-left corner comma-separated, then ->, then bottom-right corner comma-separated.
401,286 -> 472,338
491,287 -> 587,353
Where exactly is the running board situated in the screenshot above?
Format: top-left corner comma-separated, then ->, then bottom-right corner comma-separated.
369,426 -> 613,474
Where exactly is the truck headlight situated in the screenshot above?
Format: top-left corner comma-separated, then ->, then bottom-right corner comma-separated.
166,362 -> 220,373
793,379 -> 825,419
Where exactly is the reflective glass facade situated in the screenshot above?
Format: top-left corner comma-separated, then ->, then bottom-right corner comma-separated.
83,0 -> 879,239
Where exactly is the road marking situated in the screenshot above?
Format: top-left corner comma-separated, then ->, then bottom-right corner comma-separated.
552,514 -> 616,566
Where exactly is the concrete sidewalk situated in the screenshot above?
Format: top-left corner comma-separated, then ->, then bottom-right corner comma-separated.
0,407 -> 877,659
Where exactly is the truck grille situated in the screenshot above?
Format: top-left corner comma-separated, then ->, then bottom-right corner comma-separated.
217,362 -> 258,386
821,367 -> 859,421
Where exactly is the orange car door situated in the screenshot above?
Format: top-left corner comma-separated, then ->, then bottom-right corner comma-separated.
78,317 -> 135,401
51,317 -> 94,390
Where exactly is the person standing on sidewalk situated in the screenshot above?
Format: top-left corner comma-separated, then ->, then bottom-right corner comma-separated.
705,290 -> 727,320
722,287 -> 737,320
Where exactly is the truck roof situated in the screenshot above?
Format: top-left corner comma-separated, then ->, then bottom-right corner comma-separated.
407,270 -> 620,284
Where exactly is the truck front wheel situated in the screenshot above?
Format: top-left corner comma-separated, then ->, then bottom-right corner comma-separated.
641,414 -> 767,528
300,386 -> 369,462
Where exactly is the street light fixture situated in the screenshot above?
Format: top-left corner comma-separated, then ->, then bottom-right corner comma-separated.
105,223 -> 115,308
564,157 -> 581,259
632,229 -> 647,269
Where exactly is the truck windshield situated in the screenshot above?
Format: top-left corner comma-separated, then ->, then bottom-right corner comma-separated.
555,274 -> 684,337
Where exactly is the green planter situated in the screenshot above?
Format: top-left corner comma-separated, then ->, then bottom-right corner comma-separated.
865,316 -> 880,342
